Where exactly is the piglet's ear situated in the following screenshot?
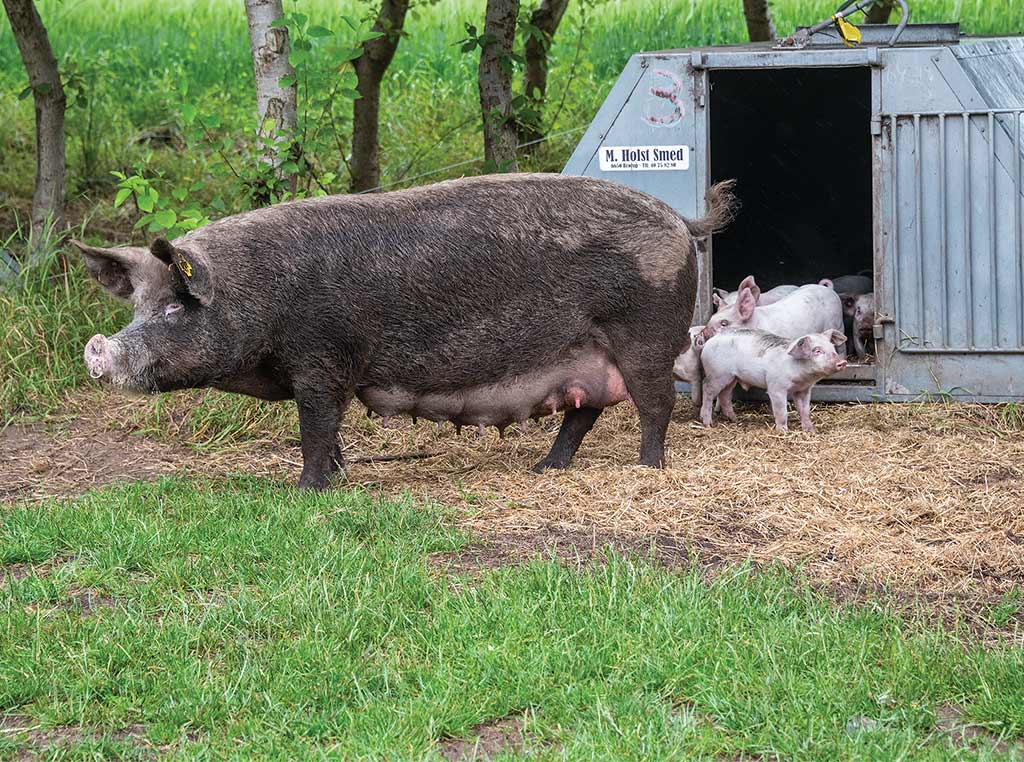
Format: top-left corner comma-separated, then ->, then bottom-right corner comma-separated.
151,238 -> 215,306
71,239 -> 145,301
737,275 -> 761,302
712,293 -> 723,308
828,330 -> 847,346
819,278 -> 834,290
736,287 -> 757,321
787,336 -> 811,359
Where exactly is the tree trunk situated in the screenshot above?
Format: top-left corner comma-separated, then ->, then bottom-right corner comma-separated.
520,0 -> 569,144
478,0 -> 520,172
865,0 -> 895,24
742,0 -> 776,42
3,0 -> 66,236
350,0 -> 410,193
245,0 -> 297,156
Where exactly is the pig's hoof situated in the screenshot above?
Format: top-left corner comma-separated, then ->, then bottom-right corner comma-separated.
297,468 -> 344,491
532,457 -> 570,473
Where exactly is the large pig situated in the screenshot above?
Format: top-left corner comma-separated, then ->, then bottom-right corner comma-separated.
75,173 -> 735,489
703,282 -> 845,356
699,328 -> 848,432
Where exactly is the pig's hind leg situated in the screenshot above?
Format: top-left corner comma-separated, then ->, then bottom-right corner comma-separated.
533,407 -> 603,472
699,374 -> 731,427
611,347 -> 677,467
717,380 -> 739,422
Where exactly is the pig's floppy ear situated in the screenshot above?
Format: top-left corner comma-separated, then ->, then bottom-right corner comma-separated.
828,330 -> 847,346
71,239 -> 143,300
712,293 -> 723,308
787,336 -> 811,359
737,287 -> 757,320
151,238 -> 215,306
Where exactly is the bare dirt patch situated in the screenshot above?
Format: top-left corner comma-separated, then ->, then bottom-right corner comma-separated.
934,705 -> 1024,755
0,714 -> 148,759
1,418 -> 191,502
4,391 -> 1023,632
437,714 -> 533,761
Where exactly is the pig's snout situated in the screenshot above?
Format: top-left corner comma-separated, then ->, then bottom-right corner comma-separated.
834,358 -> 848,372
85,334 -> 112,380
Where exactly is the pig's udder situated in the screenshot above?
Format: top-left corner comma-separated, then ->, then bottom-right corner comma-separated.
357,346 -> 630,432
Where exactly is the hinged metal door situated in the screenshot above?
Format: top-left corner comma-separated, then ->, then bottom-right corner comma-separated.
877,108 -> 1024,400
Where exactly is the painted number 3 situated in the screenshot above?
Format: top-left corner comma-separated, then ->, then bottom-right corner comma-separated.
643,69 -> 685,127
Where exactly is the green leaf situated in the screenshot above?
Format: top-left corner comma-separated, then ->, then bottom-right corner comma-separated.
153,209 -> 177,229
269,17 -> 288,28
171,187 -> 188,202
114,188 -> 133,207
180,104 -> 197,123
34,82 -> 52,95
292,12 -> 308,26
288,50 -> 309,68
200,114 -> 221,129
18,85 -> 32,100
307,25 -> 332,37
339,87 -> 361,100
278,75 -> 296,88
136,192 -> 155,213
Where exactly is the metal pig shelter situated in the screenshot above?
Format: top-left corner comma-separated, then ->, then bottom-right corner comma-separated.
563,23 -> 1024,402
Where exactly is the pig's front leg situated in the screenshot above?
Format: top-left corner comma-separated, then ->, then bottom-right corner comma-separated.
793,388 -> 815,432
767,384 -> 790,432
295,383 -> 350,490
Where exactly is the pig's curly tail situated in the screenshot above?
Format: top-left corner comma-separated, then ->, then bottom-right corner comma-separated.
687,179 -> 739,238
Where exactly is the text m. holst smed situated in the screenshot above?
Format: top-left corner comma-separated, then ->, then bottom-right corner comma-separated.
605,147 -> 688,163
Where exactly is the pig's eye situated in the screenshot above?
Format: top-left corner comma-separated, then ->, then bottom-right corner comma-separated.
719,319 -> 729,327
813,348 -> 823,355
164,302 -> 183,317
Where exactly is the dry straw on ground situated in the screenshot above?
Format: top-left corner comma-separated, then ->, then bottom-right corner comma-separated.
4,390 -> 1022,624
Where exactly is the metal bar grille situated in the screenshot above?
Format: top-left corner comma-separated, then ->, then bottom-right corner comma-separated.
885,108 -> 1024,354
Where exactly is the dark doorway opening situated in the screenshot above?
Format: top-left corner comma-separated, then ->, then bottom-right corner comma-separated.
708,67 -> 873,294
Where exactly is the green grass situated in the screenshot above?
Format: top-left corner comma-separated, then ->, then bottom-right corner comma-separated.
1,477 -> 1022,759
0,233 -> 130,416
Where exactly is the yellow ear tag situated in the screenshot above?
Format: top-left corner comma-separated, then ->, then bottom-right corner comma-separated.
176,254 -> 193,278
833,15 -> 862,46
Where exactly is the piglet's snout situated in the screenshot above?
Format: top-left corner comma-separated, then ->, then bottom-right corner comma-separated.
834,358 -> 848,372
84,334 -> 111,380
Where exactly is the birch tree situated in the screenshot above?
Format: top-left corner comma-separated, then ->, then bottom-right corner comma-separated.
245,0 -> 297,167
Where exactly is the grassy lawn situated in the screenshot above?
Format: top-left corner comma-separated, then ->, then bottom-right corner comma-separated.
2,477 -> 1022,759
